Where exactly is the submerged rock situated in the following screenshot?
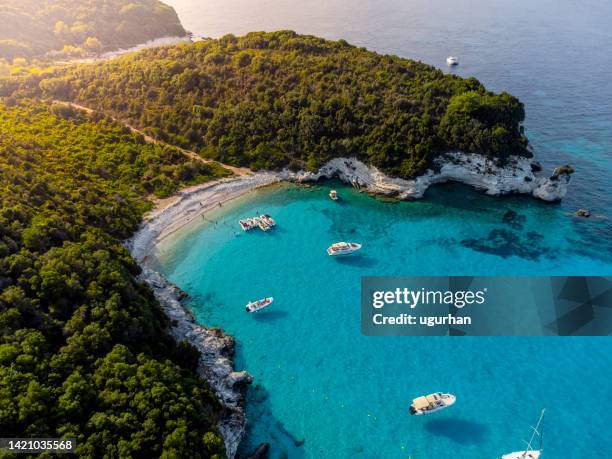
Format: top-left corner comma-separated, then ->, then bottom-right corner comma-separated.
245,443 -> 270,459
575,208 -> 591,218
501,210 -> 527,230
278,153 -> 573,202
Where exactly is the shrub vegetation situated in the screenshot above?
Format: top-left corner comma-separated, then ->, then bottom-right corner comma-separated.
0,102 -> 229,457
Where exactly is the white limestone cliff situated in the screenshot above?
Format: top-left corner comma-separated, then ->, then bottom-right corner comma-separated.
278,152 -> 571,202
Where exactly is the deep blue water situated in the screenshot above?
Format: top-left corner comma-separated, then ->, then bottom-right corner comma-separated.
157,1 -> 612,457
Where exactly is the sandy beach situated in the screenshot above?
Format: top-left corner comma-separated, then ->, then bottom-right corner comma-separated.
130,172 -> 280,264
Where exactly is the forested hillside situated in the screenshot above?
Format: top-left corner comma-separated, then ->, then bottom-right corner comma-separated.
9,31 -> 531,178
0,0 -> 186,60
0,102 -> 229,457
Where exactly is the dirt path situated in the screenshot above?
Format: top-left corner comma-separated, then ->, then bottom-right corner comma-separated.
56,101 -> 251,177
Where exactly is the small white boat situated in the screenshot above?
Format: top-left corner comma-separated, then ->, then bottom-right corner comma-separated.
409,392 -> 456,415
327,242 -> 362,256
258,214 -> 276,231
246,297 -> 274,313
329,189 -> 338,200
446,56 -> 459,66
498,409 -> 545,459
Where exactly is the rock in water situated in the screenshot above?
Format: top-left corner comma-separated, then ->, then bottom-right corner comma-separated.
245,443 -> 270,459
575,209 -> 591,217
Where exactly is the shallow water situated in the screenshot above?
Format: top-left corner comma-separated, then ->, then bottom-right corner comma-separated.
156,1 -> 612,457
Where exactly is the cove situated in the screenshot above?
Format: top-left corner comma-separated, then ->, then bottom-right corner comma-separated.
152,181 -> 612,458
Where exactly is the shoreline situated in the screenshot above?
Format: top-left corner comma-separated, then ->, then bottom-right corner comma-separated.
279,153 -> 573,202
131,173 -> 280,264
126,172 -> 280,459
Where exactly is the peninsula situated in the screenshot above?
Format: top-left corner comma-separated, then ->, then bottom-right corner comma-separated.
0,0 -> 186,60
0,30 -> 574,459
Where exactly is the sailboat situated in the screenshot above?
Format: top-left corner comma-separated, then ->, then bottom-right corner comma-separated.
499,409 -> 545,459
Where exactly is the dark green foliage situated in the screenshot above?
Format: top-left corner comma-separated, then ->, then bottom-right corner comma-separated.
0,102 -> 228,457
0,0 -> 186,60
14,31 -> 530,177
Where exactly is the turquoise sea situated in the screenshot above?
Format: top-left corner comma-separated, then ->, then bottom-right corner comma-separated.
157,0 -> 612,457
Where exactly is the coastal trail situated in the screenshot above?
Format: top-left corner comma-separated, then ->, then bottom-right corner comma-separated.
53,100 -> 251,177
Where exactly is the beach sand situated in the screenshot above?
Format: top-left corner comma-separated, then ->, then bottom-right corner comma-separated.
130,172 -> 280,264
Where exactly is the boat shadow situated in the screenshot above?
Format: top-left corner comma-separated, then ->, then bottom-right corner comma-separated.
423,417 -> 488,445
334,255 -> 378,268
252,310 -> 289,322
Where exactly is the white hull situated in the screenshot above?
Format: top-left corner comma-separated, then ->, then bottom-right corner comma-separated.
412,404 -> 451,415
447,56 -> 459,66
500,451 -> 541,459
410,393 -> 456,415
327,242 -> 362,256
246,297 -> 273,313
498,409 -> 545,459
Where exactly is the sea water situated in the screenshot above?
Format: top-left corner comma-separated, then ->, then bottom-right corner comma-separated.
154,182 -> 612,458
156,0 -> 612,457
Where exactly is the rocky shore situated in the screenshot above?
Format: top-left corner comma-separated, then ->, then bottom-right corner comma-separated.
127,173 -> 279,458
138,267 -> 251,458
278,152 -> 572,202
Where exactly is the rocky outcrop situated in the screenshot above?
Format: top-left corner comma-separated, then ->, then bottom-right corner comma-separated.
278,152 -> 572,202
139,267 -> 251,459
575,209 -> 591,218
245,443 -> 270,459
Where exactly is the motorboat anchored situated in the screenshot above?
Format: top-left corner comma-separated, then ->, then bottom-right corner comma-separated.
446,56 -> 459,66
329,189 -> 338,200
327,242 -> 362,256
239,214 -> 276,232
246,297 -> 274,313
409,392 -> 456,415
498,409 -> 545,459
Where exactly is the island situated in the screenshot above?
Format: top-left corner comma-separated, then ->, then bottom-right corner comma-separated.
0,0 -> 186,61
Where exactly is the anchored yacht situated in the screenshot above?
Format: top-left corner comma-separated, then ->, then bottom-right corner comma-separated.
327,242 -> 362,256
329,189 -> 338,200
446,56 -> 459,66
499,409 -> 545,459
246,297 -> 274,313
409,392 -> 456,415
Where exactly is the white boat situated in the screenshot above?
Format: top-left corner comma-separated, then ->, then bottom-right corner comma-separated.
258,214 -> 276,231
409,392 -> 456,415
329,189 -> 338,200
498,409 -> 545,459
327,242 -> 362,256
446,56 -> 459,66
239,214 -> 276,232
246,297 -> 274,313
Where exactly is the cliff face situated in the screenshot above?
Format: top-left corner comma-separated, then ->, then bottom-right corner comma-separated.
278,152 -> 571,202
139,268 -> 251,459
